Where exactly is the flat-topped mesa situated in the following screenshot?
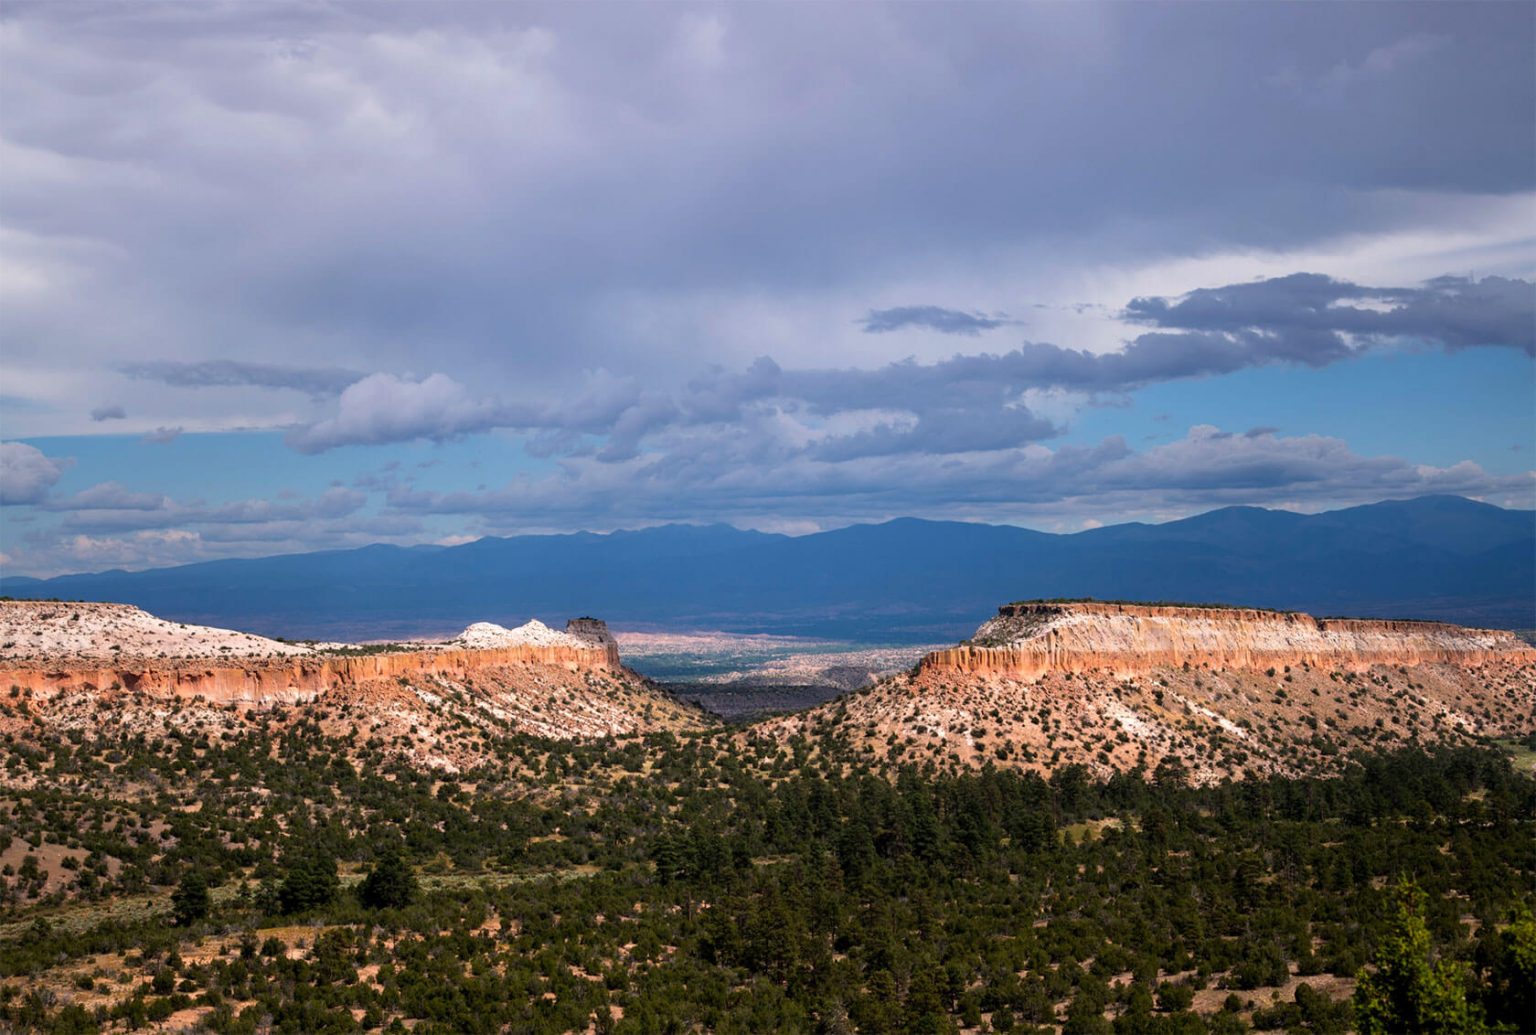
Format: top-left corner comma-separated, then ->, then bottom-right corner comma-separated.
0,602 -> 624,707
918,601 -> 1534,681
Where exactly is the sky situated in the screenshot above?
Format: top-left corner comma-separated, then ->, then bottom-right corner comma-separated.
1,1 -> 1533,577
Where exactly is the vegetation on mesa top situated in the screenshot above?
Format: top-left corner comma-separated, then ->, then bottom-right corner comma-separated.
1001,598 -> 1462,624
1002,598 -> 1297,611
304,642 -> 418,657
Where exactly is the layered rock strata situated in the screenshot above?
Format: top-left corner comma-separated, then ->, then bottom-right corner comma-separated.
0,601 -> 623,707
920,602 -> 1532,681
0,642 -> 621,707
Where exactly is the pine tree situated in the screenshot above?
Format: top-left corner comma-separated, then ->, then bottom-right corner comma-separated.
1482,908 -> 1536,1033
170,869 -> 210,926
1355,879 -> 1487,1035
277,844 -> 340,914
359,846 -> 417,910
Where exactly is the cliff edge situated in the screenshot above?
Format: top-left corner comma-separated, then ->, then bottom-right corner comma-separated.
920,601 -> 1532,681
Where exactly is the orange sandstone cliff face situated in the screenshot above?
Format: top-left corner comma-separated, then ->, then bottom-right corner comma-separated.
0,601 -> 627,707
919,602 -> 1533,682
0,641 -> 623,708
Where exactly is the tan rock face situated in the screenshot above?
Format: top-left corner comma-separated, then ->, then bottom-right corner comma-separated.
0,643 -> 621,707
0,599 -> 636,713
920,602 -> 1533,681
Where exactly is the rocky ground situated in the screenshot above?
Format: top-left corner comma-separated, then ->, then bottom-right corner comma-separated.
763,658 -> 1536,782
0,601 -> 319,662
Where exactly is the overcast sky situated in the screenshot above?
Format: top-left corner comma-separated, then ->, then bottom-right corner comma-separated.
1,1 -> 1533,576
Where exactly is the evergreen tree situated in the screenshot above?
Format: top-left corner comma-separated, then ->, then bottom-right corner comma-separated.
359,846 -> 417,910
1355,880 -> 1487,1035
1481,908 -> 1536,1033
277,844 -> 340,914
170,869 -> 209,926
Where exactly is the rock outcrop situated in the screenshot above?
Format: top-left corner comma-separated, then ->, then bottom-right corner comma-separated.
565,618 -> 621,665
0,642 -> 623,708
920,601 -> 1532,682
566,617 -> 617,645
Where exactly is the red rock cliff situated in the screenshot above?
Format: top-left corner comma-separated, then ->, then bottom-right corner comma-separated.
918,602 -> 1534,681
0,642 -> 621,707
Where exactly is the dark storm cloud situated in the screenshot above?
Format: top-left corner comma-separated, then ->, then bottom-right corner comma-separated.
3,2 -> 1531,404
1125,273 -> 1536,357
89,405 -> 126,421
860,306 -> 1016,336
120,360 -> 363,396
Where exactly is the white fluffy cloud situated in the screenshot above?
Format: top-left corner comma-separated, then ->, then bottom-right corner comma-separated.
0,442 -> 65,505
284,373 -> 505,453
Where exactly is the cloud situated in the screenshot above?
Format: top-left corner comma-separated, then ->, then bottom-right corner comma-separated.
0,442 -> 65,505
1124,272 -> 1535,357
89,404 -> 126,421
7,508 -> 429,577
47,482 -> 168,512
860,306 -> 1017,336
284,373 -> 506,453
278,271 -> 1533,460
142,426 -> 183,444
51,485 -> 369,534
1333,34 -> 1448,85
809,406 -> 1056,461
2,1 -> 1529,438
384,424 -> 1535,530
121,360 -> 363,396
1,5 -> 1530,569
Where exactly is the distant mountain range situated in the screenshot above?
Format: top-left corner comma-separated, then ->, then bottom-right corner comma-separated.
2,495 -> 1531,642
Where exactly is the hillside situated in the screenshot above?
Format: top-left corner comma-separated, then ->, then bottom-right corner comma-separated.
0,601 -> 704,773
754,601 -> 1536,783
3,495 -> 1532,639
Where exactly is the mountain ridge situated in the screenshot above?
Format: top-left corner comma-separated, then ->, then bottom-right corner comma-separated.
3,495 -> 1532,640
